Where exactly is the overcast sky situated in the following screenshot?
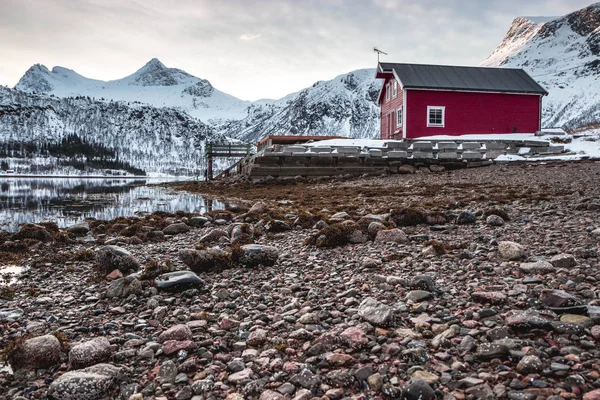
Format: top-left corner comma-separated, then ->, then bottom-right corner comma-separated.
0,0 -> 593,100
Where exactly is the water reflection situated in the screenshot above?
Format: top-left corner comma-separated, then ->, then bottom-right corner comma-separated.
0,178 -> 223,232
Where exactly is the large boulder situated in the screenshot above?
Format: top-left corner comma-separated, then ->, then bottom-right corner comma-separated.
155,271 -> 204,292
69,338 -> 112,369
48,364 -> 122,400
67,222 -> 90,236
96,246 -> 139,274
8,334 -> 62,371
163,222 -> 190,235
239,244 -> 279,267
497,241 -> 525,260
374,228 -> 408,243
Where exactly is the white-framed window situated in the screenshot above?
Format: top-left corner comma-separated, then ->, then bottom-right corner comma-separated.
396,106 -> 403,127
427,106 -> 445,127
385,83 -> 390,102
392,81 -> 398,98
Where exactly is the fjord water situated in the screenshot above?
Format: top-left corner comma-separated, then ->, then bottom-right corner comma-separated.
0,177 -> 222,232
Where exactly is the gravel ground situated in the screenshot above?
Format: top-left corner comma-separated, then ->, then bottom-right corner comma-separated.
1,160 -> 600,400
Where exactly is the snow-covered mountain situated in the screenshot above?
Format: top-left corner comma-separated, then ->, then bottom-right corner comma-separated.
0,86 -> 219,174
481,2 -> 600,130
15,59 -> 383,141
16,58 -> 251,123
221,69 -> 382,142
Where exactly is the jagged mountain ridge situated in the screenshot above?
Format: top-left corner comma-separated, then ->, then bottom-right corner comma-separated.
15,59 -> 383,141
481,2 -> 600,130
221,69 -> 382,142
16,58 -> 251,123
0,86 -> 219,174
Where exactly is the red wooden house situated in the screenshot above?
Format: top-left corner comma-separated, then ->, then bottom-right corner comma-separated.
375,63 -> 548,140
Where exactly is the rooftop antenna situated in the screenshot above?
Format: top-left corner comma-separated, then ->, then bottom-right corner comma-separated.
373,47 -> 388,63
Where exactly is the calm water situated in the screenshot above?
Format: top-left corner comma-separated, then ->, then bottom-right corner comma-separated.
0,177 -> 223,232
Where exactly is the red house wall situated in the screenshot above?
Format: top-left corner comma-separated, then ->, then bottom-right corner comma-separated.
405,89 -> 542,139
379,77 -> 404,140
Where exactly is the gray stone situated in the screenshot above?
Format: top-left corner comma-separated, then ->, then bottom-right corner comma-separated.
69,337 -> 112,369
519,261 -> 555,274
405,290 -> 432,302
290,368 -> 320,389
456,210 -> 476,225
67,222 -> 90,236
498,241 -> 525,260
404,378 -> 436,400
191,379 -> 214,394
189,216 -> 208,227
476,343 -> 510,359
358,297 -> 394,326
486,215 -> 505,226
506,310 -> 553,330
106,275 -> 142,298
163,222 -> 190,235
550,253 -> 576,269
158,360 -> 178,384
367,221 -> 386,238
155,271 -> 203,291
240,244 -> 279,267
96,245 -> 139,274
227,368 -> 254,384
516,355 -> 544,374
48,364 -> 122,400
375,228 -> 408,243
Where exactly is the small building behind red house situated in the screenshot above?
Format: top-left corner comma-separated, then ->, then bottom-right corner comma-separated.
375,62 -> 548,140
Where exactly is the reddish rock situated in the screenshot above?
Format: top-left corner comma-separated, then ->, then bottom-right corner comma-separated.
340,327 -> 368,348
158,324 -> 193,343
162,340 -> 197,355
69,337 -> 112,369
106,269 -> 123,281
325,353 -> 355,367
471,291 -> 507,304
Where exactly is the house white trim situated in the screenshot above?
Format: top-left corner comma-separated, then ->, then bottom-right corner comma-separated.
427,106 -> 445,127
402,90 -> 407,138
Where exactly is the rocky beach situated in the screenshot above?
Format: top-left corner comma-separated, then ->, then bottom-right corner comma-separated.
2,160 -> 600,400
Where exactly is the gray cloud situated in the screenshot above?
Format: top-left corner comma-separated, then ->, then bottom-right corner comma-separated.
0,0 -> 593,100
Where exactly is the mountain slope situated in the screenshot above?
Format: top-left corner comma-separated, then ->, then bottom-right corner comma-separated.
16,58 -> 251,123
0,86 -> 219,174
481,3 -> 600,130
222,69 -> 382,142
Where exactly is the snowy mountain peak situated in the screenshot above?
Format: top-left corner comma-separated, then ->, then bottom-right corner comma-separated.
124,58 -> 194,87
482,2 -> 600,131
16,64 -> 54,93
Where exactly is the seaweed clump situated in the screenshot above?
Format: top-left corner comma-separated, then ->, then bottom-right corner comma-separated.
304,223 -> 362,248
391,208 -> 428,227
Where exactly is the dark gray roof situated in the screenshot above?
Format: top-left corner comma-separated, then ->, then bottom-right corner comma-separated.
378,62 -> 548,95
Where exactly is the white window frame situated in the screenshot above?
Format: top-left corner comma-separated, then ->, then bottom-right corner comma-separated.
396,106 -> 403,127
392,81 -> 398,98
385,83 -> 390,102
427,106 -> 445,127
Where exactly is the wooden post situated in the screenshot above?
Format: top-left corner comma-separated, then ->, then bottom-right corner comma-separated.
207,155 -> 213,181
